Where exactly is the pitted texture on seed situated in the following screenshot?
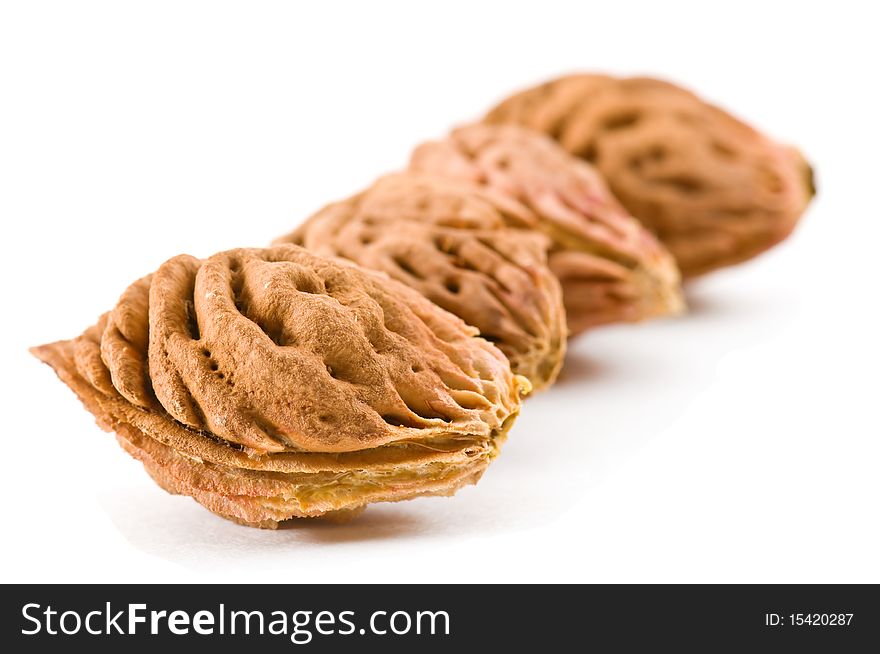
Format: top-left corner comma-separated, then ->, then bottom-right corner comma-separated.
485,74 -> 814,277
411,124 -> 684,335
32,244 -> 527,527
275,173 -> 567,390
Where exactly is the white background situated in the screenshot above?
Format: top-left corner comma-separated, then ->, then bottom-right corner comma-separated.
1,1 -> 878,583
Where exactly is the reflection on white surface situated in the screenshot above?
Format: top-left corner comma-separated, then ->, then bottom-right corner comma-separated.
89,276 -> 801,579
